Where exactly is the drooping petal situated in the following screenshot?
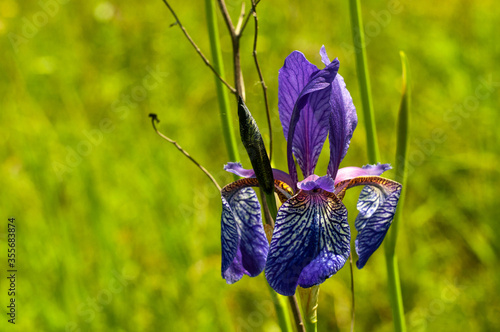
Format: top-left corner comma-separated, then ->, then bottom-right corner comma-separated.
334,163 -> 392,185
221,184 -> 269,283
327,72 -> 358,179
221,196 -> 245,283
331,176 -> 402,268
224,162 -> 294,188
265,190 -> 350,296
354,179 -> 401,268
284,55 -> 340,186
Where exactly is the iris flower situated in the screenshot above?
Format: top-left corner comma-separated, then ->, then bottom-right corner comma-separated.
220,46 -> 402,296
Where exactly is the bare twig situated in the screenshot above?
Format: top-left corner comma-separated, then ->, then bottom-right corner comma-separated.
234,2 -> 246,35
217,0 -> 235,33
240,7 -> 254,33
240,0 -> 261,33
161,0 -> 237,95
149,113 -> 222,192
251,0 -> 273,161
288,295 -> 307,332
349,251 -> 356,332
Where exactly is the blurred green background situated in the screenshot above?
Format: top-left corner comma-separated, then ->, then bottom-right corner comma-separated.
1,0 -> 499,331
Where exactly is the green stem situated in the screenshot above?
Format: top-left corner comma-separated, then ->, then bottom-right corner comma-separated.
266,282 -> 293,332
384,51 -> 410,332
305,319 -> 317,332
264,192 -> 278,220
385,254 -> 406,332
348,0 -> 379,163
297,286 -> 319,332
205,0 -> 240,166
349,1 -> 408,330
288,296 -> 306,332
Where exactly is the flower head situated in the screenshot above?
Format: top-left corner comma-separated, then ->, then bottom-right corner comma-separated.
220,46 -> 402,296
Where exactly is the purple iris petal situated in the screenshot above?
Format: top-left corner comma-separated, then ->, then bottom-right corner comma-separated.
297,174 -> 335,193
224,162 -> 294,188
282,53 -> 340,187
279,51 -> 335,182
319,45 -> 330,66
278,51 -> 318,139
352,178 -> 402,268
221,187 -> 269,283
327,71 -> 358,179
334,163 -> 392,185
224,162 -> 256,178
265,190 -> 350,296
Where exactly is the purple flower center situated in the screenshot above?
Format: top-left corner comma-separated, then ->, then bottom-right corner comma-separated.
297,174 -> 335,193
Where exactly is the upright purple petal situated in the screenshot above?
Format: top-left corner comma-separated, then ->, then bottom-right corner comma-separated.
279,51 -> 335,181
278,51 -> 318,138
265,190 -> 350,296
319,45 -> 330,66
283,55 -> 340,187
327,73 -> 358,179
221,184 -> 269,283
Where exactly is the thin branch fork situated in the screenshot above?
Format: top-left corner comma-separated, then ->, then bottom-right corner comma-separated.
216,0 -> 273,160
216,0 -> 253,100
161,0 -> 237,95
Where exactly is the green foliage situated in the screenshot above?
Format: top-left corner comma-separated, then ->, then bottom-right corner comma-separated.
1,0 -> 499,331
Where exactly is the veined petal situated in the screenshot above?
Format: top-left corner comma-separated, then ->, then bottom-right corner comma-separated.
327,72 -> 358,179
265,190 -> 350,296
224,162 -> 294,188
221,196 -> 244,283
220,177 -> 295,284
333,176 -> 402,268
278,51 -> 318,139
285,55 -> 340,186
279,51 -> 336,181
334,163 -> 392,185
355,179 -> 401,268
221,183 -> 269,283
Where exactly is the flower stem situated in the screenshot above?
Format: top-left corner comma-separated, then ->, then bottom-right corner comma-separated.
205,0 -> 240,167
266,283 -> 293,332
349,252 -> 355,332
304,319 -> 317,332
385,254 -> 406,332
348,0 -> 380,163
298,286 -> 319,332
288,295 -> 306,332
384,51 -> 411,332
